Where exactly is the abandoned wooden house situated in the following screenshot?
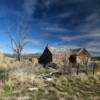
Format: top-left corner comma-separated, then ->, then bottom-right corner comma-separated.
39,45 -> 91,66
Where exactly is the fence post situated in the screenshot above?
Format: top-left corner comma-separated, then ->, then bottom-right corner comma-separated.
77,64 -> 79,75
85,64 -> 88,75
93,63 -> 95,75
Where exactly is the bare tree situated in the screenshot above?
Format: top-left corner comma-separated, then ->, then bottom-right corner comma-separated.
8,23 -> 28,61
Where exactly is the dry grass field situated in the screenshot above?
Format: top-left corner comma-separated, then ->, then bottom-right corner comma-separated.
0,58 -> 100,100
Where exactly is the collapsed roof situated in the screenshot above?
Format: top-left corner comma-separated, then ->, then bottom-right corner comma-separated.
47,45 -> 90,57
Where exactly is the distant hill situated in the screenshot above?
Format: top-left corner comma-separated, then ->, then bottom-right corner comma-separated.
22,53 -> 41,58
4,53 -> 41,58
92,56 -> 100,61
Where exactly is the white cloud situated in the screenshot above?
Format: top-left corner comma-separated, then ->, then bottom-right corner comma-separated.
85,41 -> 100,53
23,0 -> 37,16
86,41 -> 100,47
54,12 -> 72,18
41,26 -> 70,33
58,45 -> 81,49
26,39 -> 42,46
23,39 -> 44,53
76,13 -> 100,34
43,0 -> 50,8
60,34 -> 100,41
87,48 -> 100,52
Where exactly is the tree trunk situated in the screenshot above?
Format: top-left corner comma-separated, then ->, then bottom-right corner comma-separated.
17,52 -> 21,61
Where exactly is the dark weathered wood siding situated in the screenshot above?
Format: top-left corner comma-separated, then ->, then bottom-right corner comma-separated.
39,47 -> 52,65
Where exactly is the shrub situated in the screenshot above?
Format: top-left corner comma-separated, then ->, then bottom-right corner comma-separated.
0,67 -> 9,81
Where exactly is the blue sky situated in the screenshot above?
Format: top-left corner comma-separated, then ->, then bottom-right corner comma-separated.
0,0 -> 100,56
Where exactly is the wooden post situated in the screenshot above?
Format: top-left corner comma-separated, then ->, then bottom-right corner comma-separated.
93,62 -> 95,75
92,60 -> 96,75
85,64 -> 88,75
70,63 -> 72,75
77,64 -> 79,75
